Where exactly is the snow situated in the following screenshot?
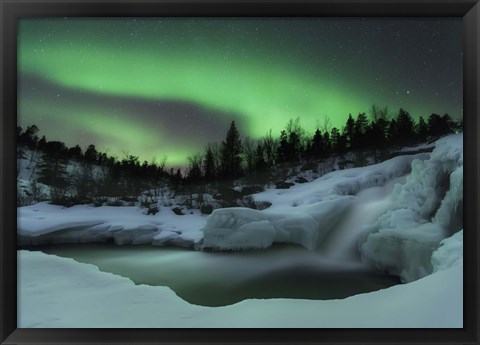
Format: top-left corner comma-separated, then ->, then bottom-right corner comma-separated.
17,249 -> 462,328
18,203 -> 206,247
17,135 -> 463,328
17,151 -> 427,251
253,153 -> 428,211
431,230 -> 463,273
399,142 -> 435,152
202,197 -> 355,251
17,135 -> 463,283
359,134 -> 463,282
201,153 -> 427,251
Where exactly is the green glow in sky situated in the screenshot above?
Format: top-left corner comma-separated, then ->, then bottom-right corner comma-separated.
18,18 -> 463,165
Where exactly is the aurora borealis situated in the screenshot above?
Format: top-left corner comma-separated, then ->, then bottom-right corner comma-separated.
18,18 -> 462,166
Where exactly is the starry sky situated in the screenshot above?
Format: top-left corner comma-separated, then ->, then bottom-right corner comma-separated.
18,17 -> 462,166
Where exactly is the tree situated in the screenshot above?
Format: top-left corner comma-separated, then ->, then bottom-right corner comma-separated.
68,145 -> 83,160
84,144 -> 98,163
310,128 -> 325,159
219,121 -> 243,178
203,145 -> 216,181
276,130 -> 289,163
395,108 -> 415,146
353,112 -> 369,149
37,151 -> 69,204
417,116 -> 428,142
345,114 -> 355,149
19,125 -> 39,148
427,113 -> 455,140
71,162 -> 96,202
187,153 -> 203,183
285,117 -> 304,161
254,143 -> 268,171
262,129 -> 277,167
243,137 -> 256,174
331,127 -> 344,154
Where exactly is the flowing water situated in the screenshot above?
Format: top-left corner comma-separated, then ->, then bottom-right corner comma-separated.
21,178 -> 406,307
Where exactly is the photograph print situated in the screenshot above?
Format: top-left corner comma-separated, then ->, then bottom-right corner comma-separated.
17,17 -> 463,328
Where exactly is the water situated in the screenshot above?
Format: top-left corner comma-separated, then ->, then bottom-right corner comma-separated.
21,178 -> 405,307
320,176 -> 405,260
24,243 -> 400,307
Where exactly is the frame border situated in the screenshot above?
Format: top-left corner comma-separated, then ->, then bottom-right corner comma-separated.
1,0 -> 479,344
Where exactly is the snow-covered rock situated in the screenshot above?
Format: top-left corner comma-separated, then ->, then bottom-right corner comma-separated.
359,134 -> 463,282
201,196 -> 355,251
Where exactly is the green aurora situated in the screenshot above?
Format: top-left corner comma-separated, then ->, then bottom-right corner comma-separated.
18,18 -> 463,166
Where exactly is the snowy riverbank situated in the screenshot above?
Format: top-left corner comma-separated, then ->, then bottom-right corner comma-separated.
18,231 -> 462,328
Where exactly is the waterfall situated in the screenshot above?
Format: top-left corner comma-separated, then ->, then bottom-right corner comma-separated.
319,176 -> 405,261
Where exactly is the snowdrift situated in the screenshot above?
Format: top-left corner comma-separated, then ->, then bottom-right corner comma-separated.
18,241 -> 463,327
359,134 -> 463,282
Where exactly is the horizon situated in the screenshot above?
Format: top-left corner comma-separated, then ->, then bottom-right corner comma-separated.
18,17 -> 463,166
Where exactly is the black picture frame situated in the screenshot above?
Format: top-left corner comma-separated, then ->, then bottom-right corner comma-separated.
1,0 -> 479,344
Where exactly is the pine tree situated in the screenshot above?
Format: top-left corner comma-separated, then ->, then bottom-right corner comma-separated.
396,108 -> 415,145
417,116 -> 428,142
203,145 -> 216,181
220,121 -> 243,178
310,128 -> 324,159
345,114 -> 355,149
353,112 -> 369,149
254,143 -> 267,171
276,130 -> 289,163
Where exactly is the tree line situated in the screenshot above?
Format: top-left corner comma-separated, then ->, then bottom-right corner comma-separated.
185,106 -> 461,184
17,105 -> 461,206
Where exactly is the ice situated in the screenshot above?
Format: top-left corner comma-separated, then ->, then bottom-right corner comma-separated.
359,134 -> 463,282
201,151 -> 428,252
431,230 -> 463,273
18,249 -> 462,328
202,196 -> 355,251
253,153 -> 427,211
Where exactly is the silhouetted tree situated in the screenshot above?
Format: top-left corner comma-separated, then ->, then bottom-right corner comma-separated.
203,145 -> 216,181
220,121 -> 243,178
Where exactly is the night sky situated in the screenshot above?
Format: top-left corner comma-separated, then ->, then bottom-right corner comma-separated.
18,17 -> 462,166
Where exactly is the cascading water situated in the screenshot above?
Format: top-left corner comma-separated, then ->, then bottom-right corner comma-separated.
319,176 -> 406,261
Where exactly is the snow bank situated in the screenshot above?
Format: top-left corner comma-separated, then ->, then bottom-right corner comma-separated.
202,153 -> 427,251
359,134 -> 463,282
18,203 -> 206,248
253,153 -> 428,211
202,196 -> 355,251
18,250 -> 462,328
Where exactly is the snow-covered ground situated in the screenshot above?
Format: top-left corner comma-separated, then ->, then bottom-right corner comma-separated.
18,231 -> 462,328
17,134 -> 463,327
18,151 -> 429,250
18,203 -> 206,248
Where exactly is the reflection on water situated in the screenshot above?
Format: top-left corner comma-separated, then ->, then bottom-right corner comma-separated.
20,179 -> 407,306
23,243 -> 400,307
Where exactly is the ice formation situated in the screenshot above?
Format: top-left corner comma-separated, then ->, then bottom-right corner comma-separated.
201,153 -> 427,251
431,229 -> 463,273
201,196 -> 355,250
359,134 -> 463,282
